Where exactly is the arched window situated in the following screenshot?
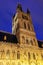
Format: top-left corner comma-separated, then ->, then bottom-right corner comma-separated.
28,23 -> 30,30
30,40 -> 33,45
17,51 -> 20,59
33,39 -> 36,45
33,53 -> 36,59
26,39 -> 28,44
24,22 -> 26,29
6,50 -> 10,59
12,51 -> 15,59
0,50 -> 5,59
28,52 -> 30,59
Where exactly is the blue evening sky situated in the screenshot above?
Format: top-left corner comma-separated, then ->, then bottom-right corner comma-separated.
0,0 -> 43,41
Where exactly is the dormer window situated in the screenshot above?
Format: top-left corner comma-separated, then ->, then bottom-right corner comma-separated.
4,35 -> 7,41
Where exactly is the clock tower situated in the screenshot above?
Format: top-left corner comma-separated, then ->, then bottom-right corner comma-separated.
12,4 -> 38,47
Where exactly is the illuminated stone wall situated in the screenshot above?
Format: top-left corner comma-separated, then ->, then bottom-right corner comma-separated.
0,4 -> 43,65
0,41 -> 43,65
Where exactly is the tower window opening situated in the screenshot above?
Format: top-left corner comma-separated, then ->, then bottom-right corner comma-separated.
26,39 -> 28,44
33,39 -> 36,45
28,23 -> 30,30
22,14 -> 28,20
24,22 -> 26,29
30,40 -> 33,45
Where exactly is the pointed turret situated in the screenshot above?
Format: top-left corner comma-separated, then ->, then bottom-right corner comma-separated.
17,3 -> 23,11
27,8 -> 30,14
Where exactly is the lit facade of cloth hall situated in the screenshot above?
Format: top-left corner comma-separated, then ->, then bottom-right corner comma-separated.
0,4 -> 43,65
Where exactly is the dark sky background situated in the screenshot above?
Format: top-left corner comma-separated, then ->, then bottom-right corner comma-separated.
0,0 -> 43,41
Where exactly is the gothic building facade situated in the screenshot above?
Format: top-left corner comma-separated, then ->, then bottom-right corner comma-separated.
0,4 -> 43,65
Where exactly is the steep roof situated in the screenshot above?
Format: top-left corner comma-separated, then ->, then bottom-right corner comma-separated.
0,31 -> 43,48
0,31 -> 18,43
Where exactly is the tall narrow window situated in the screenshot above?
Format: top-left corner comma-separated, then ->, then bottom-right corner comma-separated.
12,51 -> 15,59
28,52 -> 30,59
33,53 -> 36,59
30,40 -> 33,45
2,50 -> 5,59
6,50 -> 10,59
0,50 -> 5,59
17,51 -> 20,59
26,39 -> 28,44
24,22 -> 26,29
28,24 -> 30,30
33,39 -> 36,45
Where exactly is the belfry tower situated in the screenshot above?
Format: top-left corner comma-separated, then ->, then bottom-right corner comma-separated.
0,3 -> 43,65
12,4 -> 38,46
